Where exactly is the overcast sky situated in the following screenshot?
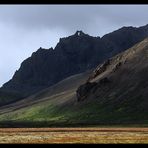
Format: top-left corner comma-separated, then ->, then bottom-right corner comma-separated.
0,4 -> 148,86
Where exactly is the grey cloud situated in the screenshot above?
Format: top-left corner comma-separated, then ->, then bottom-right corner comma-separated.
0,5 -> 148,86
0,5 -> 95,32
0,5 -> 148,36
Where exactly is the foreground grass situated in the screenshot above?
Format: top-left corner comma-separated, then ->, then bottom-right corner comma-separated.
0,128 -> 148,144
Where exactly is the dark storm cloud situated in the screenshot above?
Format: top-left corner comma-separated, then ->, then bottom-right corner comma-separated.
0,5 -> 148,86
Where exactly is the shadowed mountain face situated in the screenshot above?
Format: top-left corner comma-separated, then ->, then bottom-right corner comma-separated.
2,25 -> 148,99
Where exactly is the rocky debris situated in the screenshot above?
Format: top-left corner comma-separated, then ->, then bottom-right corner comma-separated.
76,77 -> 111,102
112,62 -> 122,72
88,59 -> 111,81
94,59 -> 111,76
76,82 -> 97,102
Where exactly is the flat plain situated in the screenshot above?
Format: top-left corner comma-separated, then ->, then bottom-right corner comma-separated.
0,127 -> 148,144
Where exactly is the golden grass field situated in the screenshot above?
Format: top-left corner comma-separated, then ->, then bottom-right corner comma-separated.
0,128 -> 148,144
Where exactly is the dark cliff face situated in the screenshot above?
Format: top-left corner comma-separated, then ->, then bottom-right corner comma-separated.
2,25 -> 148,97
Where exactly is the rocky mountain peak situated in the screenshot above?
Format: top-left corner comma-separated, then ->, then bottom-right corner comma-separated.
74,30 -> 87,37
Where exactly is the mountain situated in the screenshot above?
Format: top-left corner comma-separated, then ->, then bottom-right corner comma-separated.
2,24 -> 148,101
1,38 -> 148,127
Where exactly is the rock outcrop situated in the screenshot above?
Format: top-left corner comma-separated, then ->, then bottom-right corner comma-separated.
76,82 -> 97,102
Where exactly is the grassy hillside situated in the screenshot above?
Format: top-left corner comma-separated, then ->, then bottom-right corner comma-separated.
0,93 -> 148,127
